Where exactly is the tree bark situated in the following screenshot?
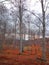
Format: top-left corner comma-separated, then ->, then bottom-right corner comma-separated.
19,0 -> 23,53
3,21 -> 6,43
41,0 -> 46,60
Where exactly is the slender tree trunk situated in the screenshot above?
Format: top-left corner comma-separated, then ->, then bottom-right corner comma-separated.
28,21 -> 30,40
24,33 -> 25,40
41,0 -> 46,60
38,26 -> 40,38
3,22 -> 6,43
19,0 -> 23,53
14,21 -> 16,49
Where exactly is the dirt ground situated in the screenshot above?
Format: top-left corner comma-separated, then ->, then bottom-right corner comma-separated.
0,44 -> 49,65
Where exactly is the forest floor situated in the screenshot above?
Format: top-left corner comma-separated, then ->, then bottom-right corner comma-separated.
0,44 -> 49,65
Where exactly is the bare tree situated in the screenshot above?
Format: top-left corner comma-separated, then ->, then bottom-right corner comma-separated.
41,0 -> 46,60
0,3 -> 8,40
24,0 -> 49,60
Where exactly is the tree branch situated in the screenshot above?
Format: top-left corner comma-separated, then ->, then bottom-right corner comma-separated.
24,9 -> 43,24
45,2 -> 49,12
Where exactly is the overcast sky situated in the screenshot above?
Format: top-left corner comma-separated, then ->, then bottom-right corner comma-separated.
25,0 -> 42,13
0,0 -> 42,13
0,0 -> 49,13
0,0 -> 49,30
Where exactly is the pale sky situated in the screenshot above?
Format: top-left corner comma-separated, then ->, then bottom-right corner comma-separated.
0,0 -> 42,13
0,0 -> 49,38
0,0 -> 49,14
25,0 -> 42,13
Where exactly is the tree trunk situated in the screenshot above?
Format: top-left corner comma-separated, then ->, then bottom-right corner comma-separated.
14,21 -> 16,49
19,0 -> 23,53
28,21 -> 30,40
41,0 -> 46,60
24,33 -> 25,40
3,22 -> 6,43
